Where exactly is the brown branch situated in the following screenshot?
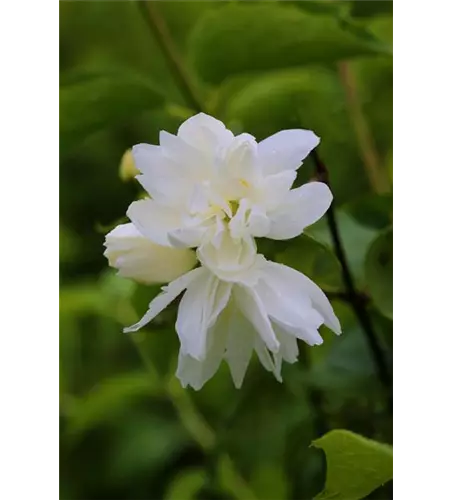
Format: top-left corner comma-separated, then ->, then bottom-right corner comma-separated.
312,150 -> 392,412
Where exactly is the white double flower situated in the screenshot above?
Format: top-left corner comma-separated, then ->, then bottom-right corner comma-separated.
104,113 -> 341,389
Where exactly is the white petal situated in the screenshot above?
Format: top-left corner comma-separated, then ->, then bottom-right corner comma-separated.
197,231 -> 257,282
254,335 -> 281,382
127,199 -> 182,247
224,305 -> 255,389
176,329 -> 227,391
247,205 -> 271,237
258,129 -> 320,175
177,113 -> 234,152
273,325 -> 299,381
229,199 -> 250,239
124,267 -> 204,333
176,268 -> 216,360
132,144 -> 188,203
233,285 -> 279,353
104,223 -> 196,284
159,130 -> 208,178
255,279 -> 324,344
260,170 -> 297,211
224,133 -> 258,182
266,182 -> 333,240
168,226 -> 207,249
176,270 -> 231,361
265,261 -> 341,335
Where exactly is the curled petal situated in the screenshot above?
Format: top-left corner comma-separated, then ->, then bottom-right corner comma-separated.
104,223 -> 196,284
124,267 -> 204,333
267,182 -> 333,240
258,129 -> 320,175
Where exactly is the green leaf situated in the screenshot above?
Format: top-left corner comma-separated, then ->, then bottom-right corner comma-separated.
189,4 -> 390,84
350,0 -> 393,19
222,68 -> 370,203
66,371 -> 161,438
60,68 -> 165,155
312,429 -> 393,500
308,301 -> 377,394
276,234 -> 342,292
108,414 -> 190,484
365,228 -> 393,319
250,463 -> 288,500
165,468 -> 206,500
291,0 -> 346,16
344,193 -> 393,230
306,210 -> 378,286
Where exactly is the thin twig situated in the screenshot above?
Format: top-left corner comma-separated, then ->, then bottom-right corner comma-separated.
138,1 -> 204,113
311,149 -> 392,411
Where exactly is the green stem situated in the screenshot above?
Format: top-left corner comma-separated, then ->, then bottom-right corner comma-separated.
138,1 -> 204,113
337,61 -> 390,194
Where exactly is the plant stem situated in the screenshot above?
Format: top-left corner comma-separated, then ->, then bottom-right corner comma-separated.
311,150 -> 392,410
337,61 -> 390,194
138,1 -> 204,113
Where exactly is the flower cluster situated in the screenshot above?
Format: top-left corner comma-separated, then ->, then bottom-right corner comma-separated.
104,113 -> 340,389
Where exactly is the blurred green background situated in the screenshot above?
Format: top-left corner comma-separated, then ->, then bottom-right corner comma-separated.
59,2 -> 393,499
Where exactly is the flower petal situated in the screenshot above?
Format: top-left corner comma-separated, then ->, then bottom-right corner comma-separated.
273,325 -> 299,381
265,261 -> 341,335
255,278 -> 324,346
127,199 -> 181,247
197,231 -> 257,282
176,268 -> 216,360
260,170 -> 297,211
254,335 -> 281,382
233,285 -> 279,353
223,305 -> 255,388
132,144 -> 189,203
104,223 -> 196,284
160,130 -> 208,178
177,112 -> 234,152
258,129 -> 320,175
124,267 -> 204,333
266,182 -> 333,240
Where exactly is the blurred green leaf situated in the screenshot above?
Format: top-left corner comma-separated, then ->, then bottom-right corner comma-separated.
108,413 -> 190,484
292,0 -> 347,16
66,371 -> 162,438
276,234 -> 342,292
189,4 -> 389,84
222,68 -> 370,203
344,193 -> 392,230
308,301 -> 376,393
350,0 -> 393,19
60,68 -> 165,155
365,228 -> 393,319
165,468 -> 206,500
312,429 -> 393,500
250,463 -> 288,500
306,210 -> 378,286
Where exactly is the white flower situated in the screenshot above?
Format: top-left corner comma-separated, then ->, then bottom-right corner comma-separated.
123,255 -> 341,390
127,113 -> 333,265
104,223 -> 197,284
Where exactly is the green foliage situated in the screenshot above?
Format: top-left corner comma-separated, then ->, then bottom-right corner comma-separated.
307,210 -> 379,286
189,4 -> 390,84
276,234 -> 342,292
365,228 -> 393,319
350,1 -> 393,19
59,2 -> 393,498
221,68 -> 369,203
164,468 -> 206,500
312,429 -> 393,500
60,68 -> 165,155
344,193 -> 393,230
